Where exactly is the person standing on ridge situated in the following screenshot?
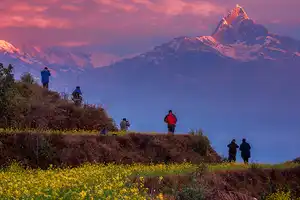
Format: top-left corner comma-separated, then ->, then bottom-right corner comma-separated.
41,67 -> 51,89
239,138 -> 251,164
72,86 -> 82,98
227,139 -> 239,162
120,118 -> 130,131
72,86 -> 83,106
164,110 -> 177,135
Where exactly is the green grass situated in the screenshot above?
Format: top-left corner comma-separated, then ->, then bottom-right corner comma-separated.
129,162 -> 300,178
207,162 -> 300,172
0,128 -> 160,136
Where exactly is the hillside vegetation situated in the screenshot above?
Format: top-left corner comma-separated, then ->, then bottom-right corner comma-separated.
0,132 -> 220,168
0,63 -> 116,131
0,162 -> 299,199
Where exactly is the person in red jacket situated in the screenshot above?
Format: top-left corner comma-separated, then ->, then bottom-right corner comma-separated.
164,110 -> 177,135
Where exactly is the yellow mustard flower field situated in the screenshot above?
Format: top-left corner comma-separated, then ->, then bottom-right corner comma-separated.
0,162 -> 299,199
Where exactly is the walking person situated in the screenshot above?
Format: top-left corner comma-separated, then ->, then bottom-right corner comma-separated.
120,118 -> 130,131
239,138 -> 251,164
164,110 -> 177,135
41,67 -> 51,89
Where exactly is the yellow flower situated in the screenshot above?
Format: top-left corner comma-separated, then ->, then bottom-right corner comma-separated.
157,193 -> 164,200
79,190 -> 87,198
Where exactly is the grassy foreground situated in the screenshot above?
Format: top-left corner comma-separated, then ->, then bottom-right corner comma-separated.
0,162 -> 299,199
0,128 -> 156,136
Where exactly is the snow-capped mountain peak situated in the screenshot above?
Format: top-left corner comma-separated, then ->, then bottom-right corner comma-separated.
225,4 -> 249,24
211,4 -> 258,43
134,5 -> 300,63
0,40 -> 20,54
212,4 -> 249,36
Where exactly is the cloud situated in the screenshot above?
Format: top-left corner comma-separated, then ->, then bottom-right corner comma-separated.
132,0 -> 225,16
10,3 -> 47,12
60,5 -> 81,11
0,0 -> 299,51
92,0 -> 224,16
94,0 -> 138,12
59,41 -> 89,47
0,1 -> 71,29
0,15 -> 71,29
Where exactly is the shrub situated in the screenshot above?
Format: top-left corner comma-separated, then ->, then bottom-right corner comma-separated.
188,129 -> 204,136
189,129 -> 210,156
175,185 -> 206,200
261,188 -> 300,200
20,72 -> 36,84
265,190 -> 292,200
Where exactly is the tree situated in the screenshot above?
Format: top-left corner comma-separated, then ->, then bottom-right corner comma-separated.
0,63 -> 16,126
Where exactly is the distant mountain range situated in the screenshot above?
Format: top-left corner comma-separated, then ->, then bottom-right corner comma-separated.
108,4 -> 300,65
1,4 -> 300,86
79,4 -> 300,103
0,40 -> 126,88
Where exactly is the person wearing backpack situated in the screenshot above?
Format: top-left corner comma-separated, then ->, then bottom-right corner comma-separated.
164,110 -> 177,135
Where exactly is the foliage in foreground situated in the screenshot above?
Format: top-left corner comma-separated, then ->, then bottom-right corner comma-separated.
0,162 -> 195,199
1,162 -> 299,199
264,189 -> 300,200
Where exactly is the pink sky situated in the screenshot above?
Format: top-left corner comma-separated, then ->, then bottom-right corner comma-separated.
0,0 -> 300,51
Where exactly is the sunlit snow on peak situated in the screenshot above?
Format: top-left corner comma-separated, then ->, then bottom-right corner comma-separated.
0,40 -> 20,54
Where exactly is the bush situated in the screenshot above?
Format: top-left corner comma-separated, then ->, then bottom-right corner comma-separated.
189,129 -> 204,136
20,72 -> 36,84
261,188 -> 300,200
189,129 -> 210,156
265,190 -> 299,200
175,185 -> 206,200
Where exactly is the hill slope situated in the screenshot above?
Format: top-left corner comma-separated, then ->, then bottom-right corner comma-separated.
0,133 -> 221,169
0,64 -> 116,130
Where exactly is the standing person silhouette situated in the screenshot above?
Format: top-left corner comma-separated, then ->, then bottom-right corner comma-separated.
40,67 -> 51,89
239,138 -> 251,164
164,110 -> 177,135
120,118 -> 130,131
227,139 -> 239,162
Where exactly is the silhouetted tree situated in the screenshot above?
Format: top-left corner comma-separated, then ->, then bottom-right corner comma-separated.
0,63 -> 16,126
